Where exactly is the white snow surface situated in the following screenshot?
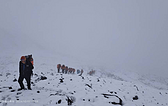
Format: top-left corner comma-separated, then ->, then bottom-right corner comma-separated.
0,50 -> 168,106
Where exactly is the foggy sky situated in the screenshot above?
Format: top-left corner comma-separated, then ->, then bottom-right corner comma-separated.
0,0 -> 168,77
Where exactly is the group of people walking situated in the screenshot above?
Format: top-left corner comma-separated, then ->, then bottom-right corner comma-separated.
57,64 -> 83,75
17,55 -> 90,91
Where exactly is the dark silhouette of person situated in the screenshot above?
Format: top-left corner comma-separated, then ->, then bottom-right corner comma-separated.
18,55 -> 34,91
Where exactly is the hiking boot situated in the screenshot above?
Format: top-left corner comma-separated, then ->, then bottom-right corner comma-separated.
17,88 -> 22,91
18,88 -> 26,91
28,88 -> 32,90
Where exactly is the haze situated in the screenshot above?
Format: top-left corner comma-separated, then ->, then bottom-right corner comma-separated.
0,0 -> 168,77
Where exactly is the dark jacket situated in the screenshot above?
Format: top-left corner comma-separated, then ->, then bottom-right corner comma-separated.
19,60 -> 34,76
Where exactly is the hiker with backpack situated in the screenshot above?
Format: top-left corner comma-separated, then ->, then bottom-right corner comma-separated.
65,66 -> 69,74
79,69 -> 83,76
77,69 -> 80,74
61,65 -> 65,73
72,68 -> 75,74
18,55 -> 34,91
57,64 -> 61,73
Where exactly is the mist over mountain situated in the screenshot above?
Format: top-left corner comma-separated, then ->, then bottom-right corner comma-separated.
0,0 -> 168,77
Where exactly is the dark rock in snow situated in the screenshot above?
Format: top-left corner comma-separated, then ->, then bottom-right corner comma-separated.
70,79 -> 72,81
134,85 -> 139,91
34,73 -> 38,76
102,94 -> 123,106
0,74 -> 2,76
109,91 -> 117,94
85,84 -> 92,89
9,87 -> 12,89
97,78 -> 100,82
66,96 -> 75,105
13,79 -> 17,82
133,95 -> 138,100
58,100 -> 61,104
6,73 -> 11,77
11,90 -> 15,92
50,73 -> 54,76
17,92 -> 22,95
35,76 -> 47,82
41,76 -> 47,80
37,91 -> 40,93
59,78 -> 64,83
41,72 -> 44,75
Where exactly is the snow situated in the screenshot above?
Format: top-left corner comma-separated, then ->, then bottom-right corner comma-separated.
0,51 -> 168,106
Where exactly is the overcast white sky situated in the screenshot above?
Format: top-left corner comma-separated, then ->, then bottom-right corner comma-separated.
0,0 -> 168,77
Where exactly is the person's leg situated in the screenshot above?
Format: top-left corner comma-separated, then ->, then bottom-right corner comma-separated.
62,69 -> 64,73
18,75 -> 25,89
25,75 -> 31,90
58,68 -> 60,73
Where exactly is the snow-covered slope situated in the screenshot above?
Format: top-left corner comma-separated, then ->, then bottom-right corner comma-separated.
0,53 -> 168,106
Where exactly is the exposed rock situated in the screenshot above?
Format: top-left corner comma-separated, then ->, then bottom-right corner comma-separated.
17,92 -> 22,95
66,96 -> 75,105
11,90 -> 15,92
41,76 -> 47,80
102,94 -> 123,106
134,85 -> 139,91
85,84 -> 92,89
13,79 -> 17,82
35,76 -> 47,82
59,78 -> 64,83
97,78 -> 100,82
58,99 -> 61,104
6,73 -> 11,77
9,87 -> 12,89
133,95 -> 138,100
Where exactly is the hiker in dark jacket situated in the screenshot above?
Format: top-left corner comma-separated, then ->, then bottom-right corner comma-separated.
57,64 -> 61,73
18,56 -> 34,91
61,65 -> 65,73
65,66 -> 68,74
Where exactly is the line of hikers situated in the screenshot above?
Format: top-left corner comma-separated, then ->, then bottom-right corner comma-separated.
17,54 -> 93,91
57,64 -> 83,75
88,70 -> 95,76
